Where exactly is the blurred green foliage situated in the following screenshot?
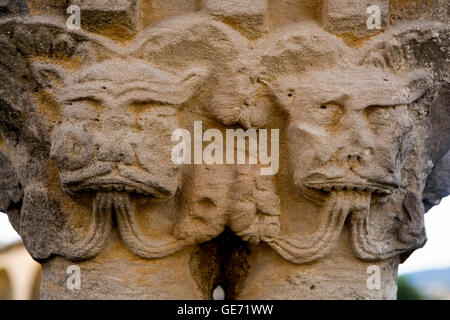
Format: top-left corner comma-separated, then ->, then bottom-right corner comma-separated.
397,275 -> 426,300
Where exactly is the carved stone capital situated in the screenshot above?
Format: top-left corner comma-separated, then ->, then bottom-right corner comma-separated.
0,0 -> 448,299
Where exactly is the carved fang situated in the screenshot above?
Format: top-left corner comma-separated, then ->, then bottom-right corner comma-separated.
61,193 -> 113,261
115,193 -> 191,259
269,191 -> 351,264
350,191 -> 426,261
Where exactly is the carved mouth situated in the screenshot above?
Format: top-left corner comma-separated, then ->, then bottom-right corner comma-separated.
302,171 -> 398,196
301,181 -> 395,206
60,164 -> 177,199
304,182 -> 394,195
66,176 -> 172,199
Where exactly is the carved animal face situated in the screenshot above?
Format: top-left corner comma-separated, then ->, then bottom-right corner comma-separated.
50,59 -> 204,199
267,67 -> 430,200
51,102 -> 179,199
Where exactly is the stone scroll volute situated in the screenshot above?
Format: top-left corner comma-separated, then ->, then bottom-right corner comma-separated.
0,0 -> 448,299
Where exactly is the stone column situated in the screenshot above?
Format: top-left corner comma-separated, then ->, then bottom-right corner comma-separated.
0,0 -> 448,299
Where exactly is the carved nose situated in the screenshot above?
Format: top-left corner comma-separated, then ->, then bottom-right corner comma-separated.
343,113 -> 374,149
341,149 -> 372,166
98,140 -> 134,164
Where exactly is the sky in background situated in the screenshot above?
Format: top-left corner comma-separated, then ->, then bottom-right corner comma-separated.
398,196 -> 450,275
0,196 -> 449,274
0,213 -> 20,245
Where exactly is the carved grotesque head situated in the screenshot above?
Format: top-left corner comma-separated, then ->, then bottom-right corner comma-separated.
50,58 -> 204,200
256,23 -> 447,264
269,67 -> 429,201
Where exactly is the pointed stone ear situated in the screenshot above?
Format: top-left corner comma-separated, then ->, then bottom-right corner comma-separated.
0,18 -> 119,112
256,73 -> 297,115
390,69 -> 433,105
360,21 -> 448,76
256,74 -> 272,88
177,67 -> 209,103
127,65 -> 209,106
30,62 -> 68,90
257,74 -> 281,100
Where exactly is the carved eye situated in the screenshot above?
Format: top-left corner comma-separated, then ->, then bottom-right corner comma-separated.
365,105 -> 400,125
311,102 -> 343,124
63,100 -> 101,120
